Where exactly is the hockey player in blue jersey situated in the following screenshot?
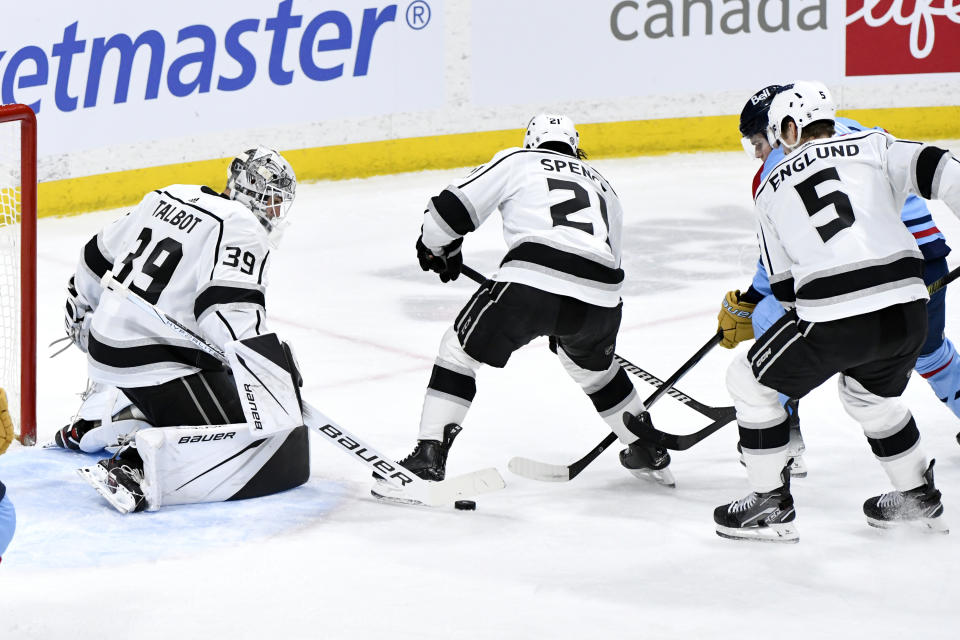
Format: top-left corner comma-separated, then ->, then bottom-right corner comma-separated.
0,480 -> 13,564
719,83 -> 960,461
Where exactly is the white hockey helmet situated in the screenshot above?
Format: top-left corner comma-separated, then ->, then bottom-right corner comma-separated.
524,114 -> 579,155
227,146 -> 297,237
766,81 -> 836,149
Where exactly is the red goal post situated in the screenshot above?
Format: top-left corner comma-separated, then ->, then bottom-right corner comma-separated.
0,104 -> 37,446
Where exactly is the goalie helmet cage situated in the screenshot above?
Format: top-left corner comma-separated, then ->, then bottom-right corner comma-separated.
0,104 -> 37,446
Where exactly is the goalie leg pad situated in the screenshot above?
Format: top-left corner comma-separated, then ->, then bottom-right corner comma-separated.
226,333 -> 304,436
136,423 -> 309,509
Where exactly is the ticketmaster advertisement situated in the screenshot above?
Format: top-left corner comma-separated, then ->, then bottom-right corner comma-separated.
0,1 -> 443,157
0,0 -> 958,203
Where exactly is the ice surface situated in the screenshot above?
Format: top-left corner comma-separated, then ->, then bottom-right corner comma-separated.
3,149 -> 960,639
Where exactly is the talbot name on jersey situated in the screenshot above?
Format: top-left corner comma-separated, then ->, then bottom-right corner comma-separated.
178,432 -> 236,444
152,199 -> 203,233
540,158 -> 605,187
768,144 -> 860,191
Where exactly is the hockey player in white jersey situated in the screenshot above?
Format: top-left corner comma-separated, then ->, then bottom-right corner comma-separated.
373,114 -> 673,499
715,81 -> 956,542
65,147 -> 309,513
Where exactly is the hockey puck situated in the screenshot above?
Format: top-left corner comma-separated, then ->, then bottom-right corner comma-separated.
454,500 -> 476,511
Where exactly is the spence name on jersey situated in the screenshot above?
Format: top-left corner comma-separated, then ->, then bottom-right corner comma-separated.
754,130 -> 959,322
422,147 -> 624,308
74,184 -> 270,387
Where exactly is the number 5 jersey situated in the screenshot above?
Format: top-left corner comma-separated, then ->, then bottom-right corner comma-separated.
421,147 -> 625,308
74,185 -> 271,387
754,131 -> 960,322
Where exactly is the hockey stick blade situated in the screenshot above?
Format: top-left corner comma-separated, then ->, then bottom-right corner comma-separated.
509,432 -> 617,482
302,402 -> 505,507
633,407 -> 737,451
506,333 -> 725,482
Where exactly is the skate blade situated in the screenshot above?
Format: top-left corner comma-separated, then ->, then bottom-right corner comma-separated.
789,456 -> 808,478
369,480 -> 426,506
628,466 -> 676,488
866,515 -> 949,534
716,522 -> 799,543
76,466 -> 136,514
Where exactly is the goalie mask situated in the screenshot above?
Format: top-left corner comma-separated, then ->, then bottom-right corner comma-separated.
524,114 -> 579,155
227,147 -> 297,242
766,81 -> 836,150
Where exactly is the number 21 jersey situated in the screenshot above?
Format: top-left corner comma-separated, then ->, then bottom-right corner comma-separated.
422,147 -> 625,307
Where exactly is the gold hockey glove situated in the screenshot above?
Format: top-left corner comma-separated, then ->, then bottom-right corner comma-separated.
717,290 -> 756,349
0,388 -> 14,454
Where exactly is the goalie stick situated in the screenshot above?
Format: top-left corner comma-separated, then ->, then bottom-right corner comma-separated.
456,264 -> 734,481
97,274 -> 505,507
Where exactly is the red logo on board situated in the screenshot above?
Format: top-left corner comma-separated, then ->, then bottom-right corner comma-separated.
846,1 -> 960,76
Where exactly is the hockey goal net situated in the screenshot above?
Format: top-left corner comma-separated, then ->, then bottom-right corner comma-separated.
0,104 -> 37,446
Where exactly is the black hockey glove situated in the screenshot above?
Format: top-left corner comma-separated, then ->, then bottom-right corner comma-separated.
416,234 -> 463,283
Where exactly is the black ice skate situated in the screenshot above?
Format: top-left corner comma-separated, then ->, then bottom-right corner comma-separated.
77,446 -> 148,514
620,413 -> 675,488
715,465 -> 798,543
371,424 -> 462,504
863,460 -> 948,534
52,418 -> 98,451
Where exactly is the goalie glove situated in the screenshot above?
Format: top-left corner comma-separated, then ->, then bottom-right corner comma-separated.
717,290 -> 756,349
416,231 -> 463,283
0,388 -> 14,454
64,276 -> 93,353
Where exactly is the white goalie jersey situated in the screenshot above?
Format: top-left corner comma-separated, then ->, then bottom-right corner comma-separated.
73,184 -> 272,387
421,147 -> 625,307
754,131 -> 960,322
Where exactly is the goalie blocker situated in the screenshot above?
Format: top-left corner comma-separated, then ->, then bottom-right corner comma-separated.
81,333 -> 309,512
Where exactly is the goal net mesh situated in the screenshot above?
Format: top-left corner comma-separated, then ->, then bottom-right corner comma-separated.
0,116 -> 23,434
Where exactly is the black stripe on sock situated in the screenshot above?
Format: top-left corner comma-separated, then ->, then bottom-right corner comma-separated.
432,189 -> 475,235
588,368 -> 634,413
428,364 -> 476,402
916,146 -> 949,199
867,417 -> 920,459
738,418 -> 790,451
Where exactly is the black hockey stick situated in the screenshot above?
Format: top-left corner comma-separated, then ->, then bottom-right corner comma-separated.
457,264 -> 734,481
508,332 -> 728,481
928,264 -> 960,296
459,263 -> 731,421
